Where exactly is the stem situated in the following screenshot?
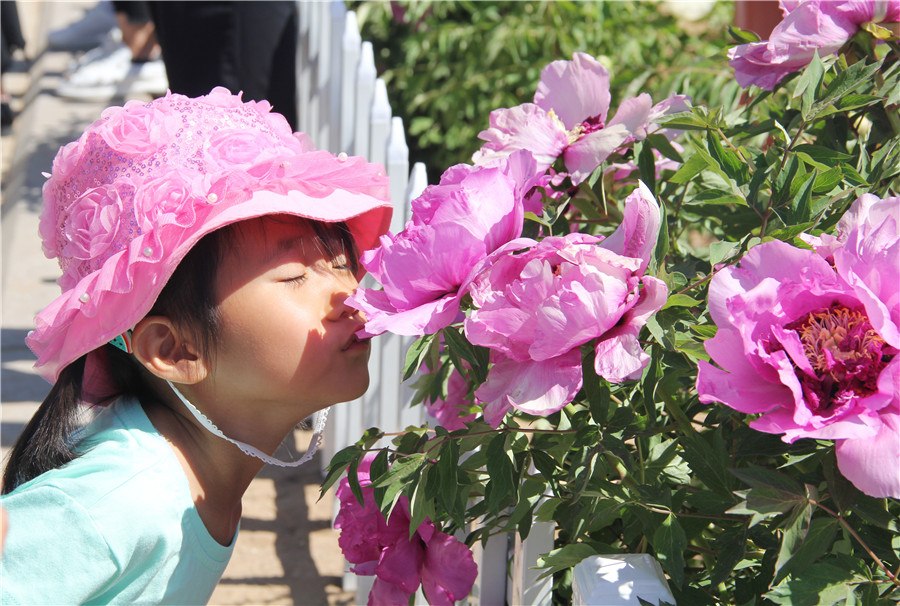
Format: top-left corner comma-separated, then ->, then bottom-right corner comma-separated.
810,498 -> 899,586
675,272 -> 713,296
715,127 -> 748,163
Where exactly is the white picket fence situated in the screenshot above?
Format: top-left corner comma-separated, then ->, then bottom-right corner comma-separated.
294,3 -> 554,604
293,3 -> 671,605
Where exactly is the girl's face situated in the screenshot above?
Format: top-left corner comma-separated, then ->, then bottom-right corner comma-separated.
206,217 -> 370,417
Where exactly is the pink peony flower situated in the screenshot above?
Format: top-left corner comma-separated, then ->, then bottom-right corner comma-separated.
334,454 -> 478,605
697,195 -> 900,498
473,52 -> 690,184
424,366 -> 477,431
97,97 -> 179,156
465,183 -> 668,421
728,0 -> 900,90
349,161 -> 524,337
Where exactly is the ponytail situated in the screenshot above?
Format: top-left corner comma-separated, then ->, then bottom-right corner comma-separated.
2,356 -> 86,494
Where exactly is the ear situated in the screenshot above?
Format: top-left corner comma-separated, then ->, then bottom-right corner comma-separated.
131,316 -> 209,384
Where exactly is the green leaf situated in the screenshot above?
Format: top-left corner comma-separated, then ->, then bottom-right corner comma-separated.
728,25 -> 761,44
773,500 -> 813,584
767,221 -> 817,242
773,517 -> 839,585
710,525 -> 748,586
708,240 -> 741,266
795,50 -> 825,118
689,324 -> 717,339
812,165 -> 843,193
437,439 -> 462,525
535,542 -> 598,578
661,294 -> 701,310
789,168 -> 817,224
792,145 -> 852,166
686,188 -> 747,206
402,334 -> 438,381
679,432 -> 735,497
370,452 -> 426,488
320,446 -> 359,496
638,141 -> 657,195
652,514 -> 687,588
669,152 -> 707,184
646,132 -> 684,162
765,562 -> 861,605
408,467 -> 436,539
486,433 -> 517,511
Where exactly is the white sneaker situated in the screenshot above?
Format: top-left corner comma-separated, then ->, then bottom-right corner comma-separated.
57,44 -> 168,101
65,30 -> 123,75
48,1 -> 118,52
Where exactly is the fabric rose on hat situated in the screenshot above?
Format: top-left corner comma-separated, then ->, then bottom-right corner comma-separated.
335,454 -> 478,605
464,182 -> 667,423
349,161 -> 524,337
728,0 -> 900,90
97,97 -> 180,156
473,52 -> 690,185
57,182 -> 135,288
696,194 -> 899,498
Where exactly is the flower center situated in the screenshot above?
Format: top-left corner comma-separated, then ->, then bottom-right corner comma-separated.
786,304 -> 890,415
548,108 -> 605,145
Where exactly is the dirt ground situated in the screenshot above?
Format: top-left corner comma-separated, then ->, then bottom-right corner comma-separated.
209,430 -> 355,606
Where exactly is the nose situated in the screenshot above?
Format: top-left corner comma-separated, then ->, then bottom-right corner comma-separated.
327,273 -> 361,321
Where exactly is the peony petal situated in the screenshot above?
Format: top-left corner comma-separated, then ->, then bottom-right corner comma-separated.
836,411 -> 900,498
375,537 -> 425,595
368,577 -> 415,606
473,103 -> 568,170
563,124 -> 631,184
420,531 -> 479,605
534,52 -> 611,129
599,181 -> 661,272
476,351 -> 582,417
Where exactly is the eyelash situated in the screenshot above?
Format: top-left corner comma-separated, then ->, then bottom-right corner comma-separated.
285,274 -> 307,285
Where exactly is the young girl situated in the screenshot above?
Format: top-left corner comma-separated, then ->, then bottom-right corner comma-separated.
0,87 -> 392,604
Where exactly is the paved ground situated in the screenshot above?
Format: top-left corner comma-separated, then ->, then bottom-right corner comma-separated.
1,3 -> 353,604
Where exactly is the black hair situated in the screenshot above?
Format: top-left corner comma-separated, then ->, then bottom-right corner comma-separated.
2,217 -> 357,493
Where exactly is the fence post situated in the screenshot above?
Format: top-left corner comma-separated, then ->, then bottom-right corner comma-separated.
369,78 -> 392,166
316,2 -> 332,148
295,0 -> 311,134
508,521 -> 555,606
328,0 -> 346,152
340,11 -> 361,154
306,2 -> 322,144
354,42 -> 376,158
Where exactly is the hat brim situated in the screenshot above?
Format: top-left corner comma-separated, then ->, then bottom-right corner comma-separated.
28,187 -> 392,384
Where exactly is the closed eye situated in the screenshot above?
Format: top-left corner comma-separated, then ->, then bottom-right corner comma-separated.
284,274 -> 308,285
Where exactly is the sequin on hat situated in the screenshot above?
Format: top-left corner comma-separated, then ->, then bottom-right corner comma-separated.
29,88 -> 392,390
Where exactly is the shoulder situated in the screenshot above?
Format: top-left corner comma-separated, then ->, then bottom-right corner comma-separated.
2,397 -> 195,552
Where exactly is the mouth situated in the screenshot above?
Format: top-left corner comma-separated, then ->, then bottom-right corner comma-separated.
342,333 -> 371,352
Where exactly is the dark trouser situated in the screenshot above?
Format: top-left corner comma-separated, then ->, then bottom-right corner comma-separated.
148,1 -> 297,130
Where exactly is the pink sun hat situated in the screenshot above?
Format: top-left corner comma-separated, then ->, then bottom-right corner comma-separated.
28,87 -> 392,389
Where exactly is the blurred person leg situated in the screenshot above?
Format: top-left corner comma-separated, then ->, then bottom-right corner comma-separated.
58,0 -> 167,101
47,0 -> 117,52
1,0 -> 25,127
149,1 -> 297,130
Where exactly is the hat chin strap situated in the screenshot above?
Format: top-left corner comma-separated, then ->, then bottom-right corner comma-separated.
165,380 -> 327,468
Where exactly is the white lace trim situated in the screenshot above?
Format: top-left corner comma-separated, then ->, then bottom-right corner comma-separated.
166,380 -> 327,468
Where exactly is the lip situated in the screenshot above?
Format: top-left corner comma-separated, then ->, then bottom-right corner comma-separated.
342,328 -> 371,352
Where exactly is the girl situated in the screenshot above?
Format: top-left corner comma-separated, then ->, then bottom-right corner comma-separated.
0,87 -> 392,604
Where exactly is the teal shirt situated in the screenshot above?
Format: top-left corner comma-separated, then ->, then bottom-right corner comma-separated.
0,397 -> 235,605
